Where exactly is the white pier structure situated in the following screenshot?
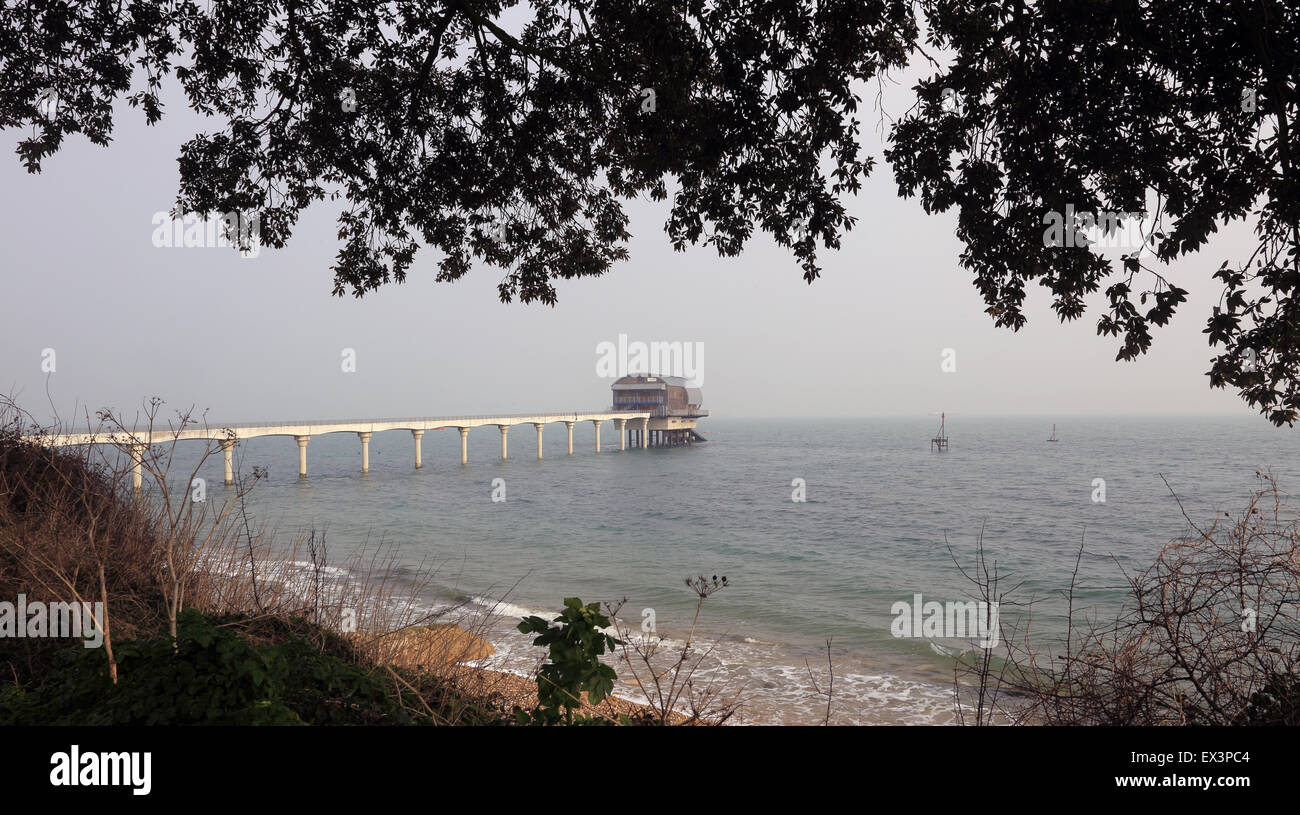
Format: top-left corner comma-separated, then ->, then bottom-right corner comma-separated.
35,411 -> 654,490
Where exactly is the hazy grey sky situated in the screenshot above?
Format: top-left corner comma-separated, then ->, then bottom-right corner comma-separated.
0,59 -> 1261,425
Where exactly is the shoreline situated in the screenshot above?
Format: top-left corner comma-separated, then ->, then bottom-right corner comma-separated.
459,666 -> 684,723
375,622 -> 687,722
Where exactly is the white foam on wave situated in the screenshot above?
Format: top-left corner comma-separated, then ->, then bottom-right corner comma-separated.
468,595 -> 554,622
465,595 -> 689,650
279,560 -> 353,578
230,561 -> 960,724
720,663 -> 956,725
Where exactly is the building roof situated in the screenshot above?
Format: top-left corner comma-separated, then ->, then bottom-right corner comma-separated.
611,374 -> 703,406
612,374 -> 693,387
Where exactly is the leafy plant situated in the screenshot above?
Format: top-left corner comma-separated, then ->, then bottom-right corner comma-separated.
889,0 -> 1300,424
0,1 -> 917,304
0,610 -> 423,725
516,598 -> 621,725
1233,671 -> 1300,726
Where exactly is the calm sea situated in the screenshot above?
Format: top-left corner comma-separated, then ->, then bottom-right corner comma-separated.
174,415 -> 1298,724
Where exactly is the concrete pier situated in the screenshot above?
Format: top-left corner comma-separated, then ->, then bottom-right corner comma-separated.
358,431 -> 372,473
129,444 -> 144,491
411,429 -> 424,469
220,439 -> 235,485
294,435 -> 309,478
32,411 -> 658,483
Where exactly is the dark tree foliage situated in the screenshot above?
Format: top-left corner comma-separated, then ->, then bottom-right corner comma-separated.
889,1 -> 1300,424
4,2 -> 1300,423
0,0 -> 915,304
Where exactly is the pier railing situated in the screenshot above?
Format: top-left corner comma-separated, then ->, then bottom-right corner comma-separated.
608,407 -> 709,418
27,408 -> 704,489
81,410 -> 656,434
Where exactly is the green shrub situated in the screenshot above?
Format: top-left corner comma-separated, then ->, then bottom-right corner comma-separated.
1232,672 -> 1300,726
516,597 -> 621,725
0,610 -> 415,725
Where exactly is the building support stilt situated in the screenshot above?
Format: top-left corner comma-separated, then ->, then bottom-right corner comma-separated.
129,444 -> 145,491
358,432 -> 372,473
220,439 -> 235,485
295,435 -> 309,478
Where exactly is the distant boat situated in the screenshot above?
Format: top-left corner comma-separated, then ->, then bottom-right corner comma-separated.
1047,423 -> 1058,442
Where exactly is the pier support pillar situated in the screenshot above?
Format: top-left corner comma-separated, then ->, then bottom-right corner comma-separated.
564,421 -> 575,455
641,417 -> 650,449
459,427 -> 469,465
129,444 -> 145,491
411,429 -> 424,469
591,420 -> 602,452
294,435 -> 310,478
615,418 -> 627,451
220,439 -> 235,485
534,423 -> 544,459
358,432 -> 372,473
499,425 -> 509,460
